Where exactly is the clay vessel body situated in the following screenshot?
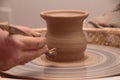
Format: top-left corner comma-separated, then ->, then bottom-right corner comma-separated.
40,10 -> 89,62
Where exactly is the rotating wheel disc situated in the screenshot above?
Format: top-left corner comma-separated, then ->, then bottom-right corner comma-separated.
4,44 -> 120,79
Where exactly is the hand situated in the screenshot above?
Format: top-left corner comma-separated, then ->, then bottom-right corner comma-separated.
0,25 -> 48,71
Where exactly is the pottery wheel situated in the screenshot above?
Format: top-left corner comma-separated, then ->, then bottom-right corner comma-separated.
4,44 -> 120,79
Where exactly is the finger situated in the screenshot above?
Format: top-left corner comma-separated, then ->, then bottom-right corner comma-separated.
0,29 -> 20,51
10,24 -> 32,33
0,29 -> 9,40
12,35 -> 46,50
10,25 -> 41,37
18,45 -> 48,65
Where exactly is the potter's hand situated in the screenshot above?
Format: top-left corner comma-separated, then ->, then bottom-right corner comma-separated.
0,25 -> 48,71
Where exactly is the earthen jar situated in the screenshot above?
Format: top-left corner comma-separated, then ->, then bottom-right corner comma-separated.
40,10 -> 89,62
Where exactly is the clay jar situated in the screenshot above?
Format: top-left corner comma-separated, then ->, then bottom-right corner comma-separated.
40,10 -> 89,62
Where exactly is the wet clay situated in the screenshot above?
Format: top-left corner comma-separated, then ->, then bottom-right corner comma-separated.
40,10 -> 89,62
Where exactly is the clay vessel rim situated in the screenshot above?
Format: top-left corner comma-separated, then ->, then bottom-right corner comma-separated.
40,10 -> 89,18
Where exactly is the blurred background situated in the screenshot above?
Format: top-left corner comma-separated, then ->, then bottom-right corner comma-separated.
0,0 -> 119,28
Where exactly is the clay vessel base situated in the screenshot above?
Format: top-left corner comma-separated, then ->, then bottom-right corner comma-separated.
46,52 -> 85,62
